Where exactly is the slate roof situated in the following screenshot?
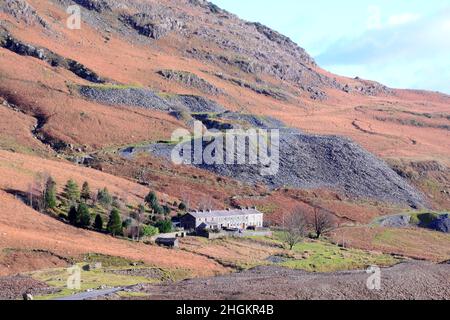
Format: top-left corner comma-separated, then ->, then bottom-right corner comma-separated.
188,208 -> 262,219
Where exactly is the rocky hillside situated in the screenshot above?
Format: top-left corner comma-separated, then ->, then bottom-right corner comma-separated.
0,0 -> 449,215
0,0 -> 392,100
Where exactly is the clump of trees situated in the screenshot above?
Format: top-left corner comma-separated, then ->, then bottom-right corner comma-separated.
145,191 -> 163,214
280,206 -> 337,250
27,176 -> 181,240
67,203 -> 91,227
27,173 -> 57,212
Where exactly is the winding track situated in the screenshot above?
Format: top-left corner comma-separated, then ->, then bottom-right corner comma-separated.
55,287 -> 124,301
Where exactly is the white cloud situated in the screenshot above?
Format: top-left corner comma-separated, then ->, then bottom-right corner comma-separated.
316,8 -> 450,93
367,5 -> 382,30
442,19 -> 450,30
387,13 -> 420,26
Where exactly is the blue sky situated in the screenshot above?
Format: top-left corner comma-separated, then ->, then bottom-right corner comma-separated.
213,0 -> 450,94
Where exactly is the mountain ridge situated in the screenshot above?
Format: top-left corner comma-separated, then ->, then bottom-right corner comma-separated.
0,0 -> 449,212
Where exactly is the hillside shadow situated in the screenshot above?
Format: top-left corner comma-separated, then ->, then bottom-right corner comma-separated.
3,188 -> 41,211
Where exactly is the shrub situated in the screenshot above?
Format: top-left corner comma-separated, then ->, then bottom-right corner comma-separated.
153,204 -> 164,215
112,196 -> 123,210
178,202 -> 187,211
145,191 -> 157,206
155,220 -> 173,234
145,191 -> 163,214
97,187 -> 112,207
411,212 -> 440,227
137,203 -> 146,214
122,218 -> 133,229
141,225 -> 159,237
162,205 -> 171,215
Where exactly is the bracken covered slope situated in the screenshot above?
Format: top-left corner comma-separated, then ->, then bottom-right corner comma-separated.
0,0 -> 449,275
0,0 -> 448,204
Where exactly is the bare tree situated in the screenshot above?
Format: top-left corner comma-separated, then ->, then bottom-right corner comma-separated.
180,192 -> 191,212
311,207 -> 336,239
130,204 -> 146,241
28,172 -> 50,212
198,196 -> 213,211
280,208 -> 308,250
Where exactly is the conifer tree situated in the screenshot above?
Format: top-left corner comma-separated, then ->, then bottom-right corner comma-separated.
107,208 -> 122,236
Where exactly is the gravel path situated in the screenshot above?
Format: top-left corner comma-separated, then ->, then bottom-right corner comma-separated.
132,261 -> 450,300
55,287 -> 123,301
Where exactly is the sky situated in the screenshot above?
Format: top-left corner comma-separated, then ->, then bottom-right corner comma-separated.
213,0 -> 450,94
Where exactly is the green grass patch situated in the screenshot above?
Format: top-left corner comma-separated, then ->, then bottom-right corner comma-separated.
239,233 -> 400,273
29,251 -> 195,300
256,203 -> 278,215
0,136 -> 39,156
253,232 -> 400,273
82,253 -> 145,268
280,241 -> 398,272
29,265 -> 159,300
373,229 -> 398,244
156,92 -> 179,99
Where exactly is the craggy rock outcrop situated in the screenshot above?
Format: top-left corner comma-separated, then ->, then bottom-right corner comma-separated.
188,0 -> 225,14
249,22 -> 316,67
0,28 -> 104,83
352,78 -> 394,96
120,12 -> 183,40
49,0 -> 395,99
303,86 -> 327,101
0,0 -> 47,27
158,70 -> 223,95
72,0 -> 111,13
